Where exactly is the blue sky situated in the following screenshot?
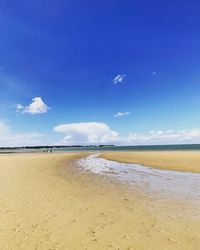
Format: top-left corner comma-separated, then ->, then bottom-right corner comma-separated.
0,1 -> 200,146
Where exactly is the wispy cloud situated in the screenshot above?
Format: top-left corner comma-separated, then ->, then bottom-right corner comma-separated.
0,121 -> 45,146
16,104 -> 24,111
113,74 -> 126,84
126,129 -> 200,145
152,71 -> 156,76
113,111 -> 130,118
16,97 -> 50,115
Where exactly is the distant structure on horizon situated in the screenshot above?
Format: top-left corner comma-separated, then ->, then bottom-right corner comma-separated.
0,145 -> 115,150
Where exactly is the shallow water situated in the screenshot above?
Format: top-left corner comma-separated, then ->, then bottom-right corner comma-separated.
77,154 -> 200,202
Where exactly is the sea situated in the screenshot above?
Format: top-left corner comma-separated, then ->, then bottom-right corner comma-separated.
1,144 -> 200,154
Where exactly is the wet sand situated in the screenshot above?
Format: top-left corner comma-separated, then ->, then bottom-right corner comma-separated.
0,152 -> 200,249
102,151 -> 200,173
78,154 -> 200,202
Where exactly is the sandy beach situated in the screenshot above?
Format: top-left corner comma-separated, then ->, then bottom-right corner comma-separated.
102,151 -> 200,173
0,152 -> 200,249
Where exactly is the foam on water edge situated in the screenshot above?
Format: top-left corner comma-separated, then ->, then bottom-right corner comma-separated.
77,154 -> 200,202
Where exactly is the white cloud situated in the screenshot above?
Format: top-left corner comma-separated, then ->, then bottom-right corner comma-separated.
113,74 -> 126,84
1,120 -> 200,147
16,104 -> 24,112
125,129 -> 200,145
54,122 -> 120,145
0,121 -> 45,147
16,97 -> 50,115
54,121 -> 200,145
113,111 -> 130,118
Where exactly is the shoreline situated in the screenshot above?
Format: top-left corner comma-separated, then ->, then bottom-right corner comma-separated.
102,150 -> 200,173
0,152 -> 200,249
78,154 -> 200,203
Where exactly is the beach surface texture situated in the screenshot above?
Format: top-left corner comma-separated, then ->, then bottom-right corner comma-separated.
0,152 -> 199,249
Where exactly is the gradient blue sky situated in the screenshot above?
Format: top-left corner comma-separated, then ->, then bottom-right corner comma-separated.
0,1 -> 200,146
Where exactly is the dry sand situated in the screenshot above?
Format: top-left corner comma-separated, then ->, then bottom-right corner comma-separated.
0,152 -> 199,249
102,151 -> 200,173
